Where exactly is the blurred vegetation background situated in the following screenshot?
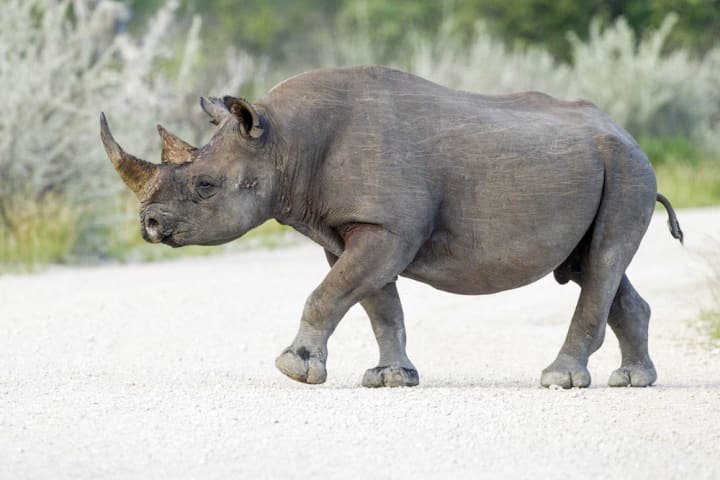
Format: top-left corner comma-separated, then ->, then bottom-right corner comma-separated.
1,0 -> 719,272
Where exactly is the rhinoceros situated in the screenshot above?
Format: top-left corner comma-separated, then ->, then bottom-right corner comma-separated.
100,65 -> 683,389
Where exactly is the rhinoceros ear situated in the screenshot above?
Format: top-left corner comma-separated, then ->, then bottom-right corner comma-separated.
156,124 -> 197,165
200,96 -> 228,126
223,96 -> 265,139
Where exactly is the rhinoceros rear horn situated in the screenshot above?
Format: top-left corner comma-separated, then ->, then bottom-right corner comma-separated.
100,113 -> 159,198
156,124 -> 197,165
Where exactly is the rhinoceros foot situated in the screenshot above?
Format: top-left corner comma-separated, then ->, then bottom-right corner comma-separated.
608,363 -> 656,387
541,353 -> 591,389
275,347 -> 327,384
362,366 -> 419,388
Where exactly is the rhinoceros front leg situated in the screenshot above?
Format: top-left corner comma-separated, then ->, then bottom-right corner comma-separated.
275,226 -> 418,384
358,283 -> 420,387
324,250 -> 418,387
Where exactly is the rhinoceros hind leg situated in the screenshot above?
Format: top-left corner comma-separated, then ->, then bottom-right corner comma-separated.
542,145 -> 656,388
607,275 -> 657,387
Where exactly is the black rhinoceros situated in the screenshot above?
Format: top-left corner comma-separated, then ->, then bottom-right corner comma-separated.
100,65 -> 683,388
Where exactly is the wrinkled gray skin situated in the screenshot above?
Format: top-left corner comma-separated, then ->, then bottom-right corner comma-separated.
101,65 -> 684,389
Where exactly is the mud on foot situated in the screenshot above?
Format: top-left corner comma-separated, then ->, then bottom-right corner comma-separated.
275,347 -> 327,384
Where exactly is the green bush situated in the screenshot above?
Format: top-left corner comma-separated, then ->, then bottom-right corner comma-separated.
639,137 -> 709,167
654,161 -> 720,209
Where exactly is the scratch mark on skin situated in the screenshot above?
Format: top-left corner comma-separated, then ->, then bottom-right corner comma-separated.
240,178 -> 258,189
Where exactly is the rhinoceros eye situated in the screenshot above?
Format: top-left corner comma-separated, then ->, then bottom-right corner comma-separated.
195,176 -> 219,199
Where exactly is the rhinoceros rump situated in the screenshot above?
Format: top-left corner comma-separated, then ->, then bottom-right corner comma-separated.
101,65 -> 683,388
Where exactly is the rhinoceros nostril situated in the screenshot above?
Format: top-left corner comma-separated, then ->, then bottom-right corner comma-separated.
146,217 -> 159,231
143,217 -> 164,243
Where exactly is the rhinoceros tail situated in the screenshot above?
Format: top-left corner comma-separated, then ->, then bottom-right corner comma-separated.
656,193 -> 683,244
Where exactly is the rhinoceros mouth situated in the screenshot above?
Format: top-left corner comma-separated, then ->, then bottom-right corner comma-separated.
161,236 -> 182,248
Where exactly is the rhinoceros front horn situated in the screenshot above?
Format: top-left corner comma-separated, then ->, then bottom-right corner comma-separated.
100,113 -> 159,198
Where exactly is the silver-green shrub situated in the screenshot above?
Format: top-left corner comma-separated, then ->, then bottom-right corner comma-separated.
400,15 -> 719,151
0,0 -> 176,204
405,21 -> 568,95
566,15 -> 719,144
1,2 -> 717,266
2,2 -> 714,208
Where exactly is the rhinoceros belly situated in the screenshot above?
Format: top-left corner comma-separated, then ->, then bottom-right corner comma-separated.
402,226 -> 584,294
402,166 -> 603,294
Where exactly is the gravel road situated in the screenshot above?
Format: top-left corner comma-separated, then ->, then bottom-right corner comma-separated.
1,208 -> 719,479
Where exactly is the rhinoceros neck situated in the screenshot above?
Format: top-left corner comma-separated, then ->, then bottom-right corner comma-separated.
262,96 -> 346,256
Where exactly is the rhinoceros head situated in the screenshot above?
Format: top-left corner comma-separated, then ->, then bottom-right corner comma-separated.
100,96 -> 276,247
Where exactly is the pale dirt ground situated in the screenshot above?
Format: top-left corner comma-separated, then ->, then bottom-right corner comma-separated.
1,208 -> 719,479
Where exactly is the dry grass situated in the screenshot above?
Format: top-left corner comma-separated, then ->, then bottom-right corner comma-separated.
0,196 -> 79,272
